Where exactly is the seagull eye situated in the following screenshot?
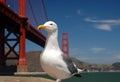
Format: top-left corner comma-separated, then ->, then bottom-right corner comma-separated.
50,23 -> 53,25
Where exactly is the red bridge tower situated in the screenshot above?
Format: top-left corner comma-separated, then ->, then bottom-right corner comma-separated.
0,0 -> 27,72
62,32 -> 69,56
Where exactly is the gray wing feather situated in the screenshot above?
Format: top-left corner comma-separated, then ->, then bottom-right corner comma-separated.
62,54 -> 78,74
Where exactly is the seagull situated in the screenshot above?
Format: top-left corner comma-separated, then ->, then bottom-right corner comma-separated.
38,21 -> 83,82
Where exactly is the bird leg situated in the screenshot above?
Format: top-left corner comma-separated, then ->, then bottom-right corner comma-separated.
56,79 -> 62,82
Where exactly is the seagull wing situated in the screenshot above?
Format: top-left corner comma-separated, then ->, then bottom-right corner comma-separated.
61,54 -> 78,75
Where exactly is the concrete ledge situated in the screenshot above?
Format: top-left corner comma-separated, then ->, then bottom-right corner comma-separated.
14,72 -> 46,75
0,76 -> 55,82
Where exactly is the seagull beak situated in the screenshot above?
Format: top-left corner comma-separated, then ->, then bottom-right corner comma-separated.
37,25 -> 46,30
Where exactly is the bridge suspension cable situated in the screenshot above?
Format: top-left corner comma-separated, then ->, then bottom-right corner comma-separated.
28,0 -> 39,26
41,0 -> 48,21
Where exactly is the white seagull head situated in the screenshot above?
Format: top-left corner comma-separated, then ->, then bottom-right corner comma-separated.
38,21 -> 58,34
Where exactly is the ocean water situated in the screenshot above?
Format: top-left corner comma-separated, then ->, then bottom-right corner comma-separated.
38,72 -> 120,82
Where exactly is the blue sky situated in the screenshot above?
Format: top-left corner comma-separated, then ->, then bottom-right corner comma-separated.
7,0 -> 120,64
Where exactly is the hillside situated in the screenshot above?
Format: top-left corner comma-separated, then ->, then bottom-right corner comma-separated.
26,51 -> 89,72
26,51 -> 43,72
1,49 -> 120,72
26,51 -> 120,72
26,51 -> 88,72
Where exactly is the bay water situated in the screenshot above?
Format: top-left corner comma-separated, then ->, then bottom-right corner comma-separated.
38,72 -> 120,82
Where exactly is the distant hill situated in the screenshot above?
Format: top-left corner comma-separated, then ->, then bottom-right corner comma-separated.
26,51 -> 43,72
26,51 -> 89,72
26,51 -> 120,72
2,48 -> 120,72
27,51 -> 112,72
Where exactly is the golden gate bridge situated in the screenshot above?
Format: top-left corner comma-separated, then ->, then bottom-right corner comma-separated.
0,0 -> 69,73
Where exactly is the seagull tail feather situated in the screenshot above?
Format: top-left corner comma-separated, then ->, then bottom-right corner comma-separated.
74,73 -> 82,77
74,68 -> 88,77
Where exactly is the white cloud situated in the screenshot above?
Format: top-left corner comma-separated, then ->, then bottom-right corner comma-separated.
77,57 -> 90,61
70,48 -> 88,56
70,48 -> 81,56
84,18 -> 120,31
113,54 -> 120,60
70,47 -> 106,56
65,9 -> 82,19
77,9 -> 82,15
94,24 -> 112,31
90,47 -> 106,54
85,18 -> 120,24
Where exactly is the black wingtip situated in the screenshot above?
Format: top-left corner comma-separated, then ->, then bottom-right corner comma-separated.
74,74 -> 82,77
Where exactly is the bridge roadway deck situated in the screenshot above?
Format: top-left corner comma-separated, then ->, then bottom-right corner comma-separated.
0,2 -> 46,47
